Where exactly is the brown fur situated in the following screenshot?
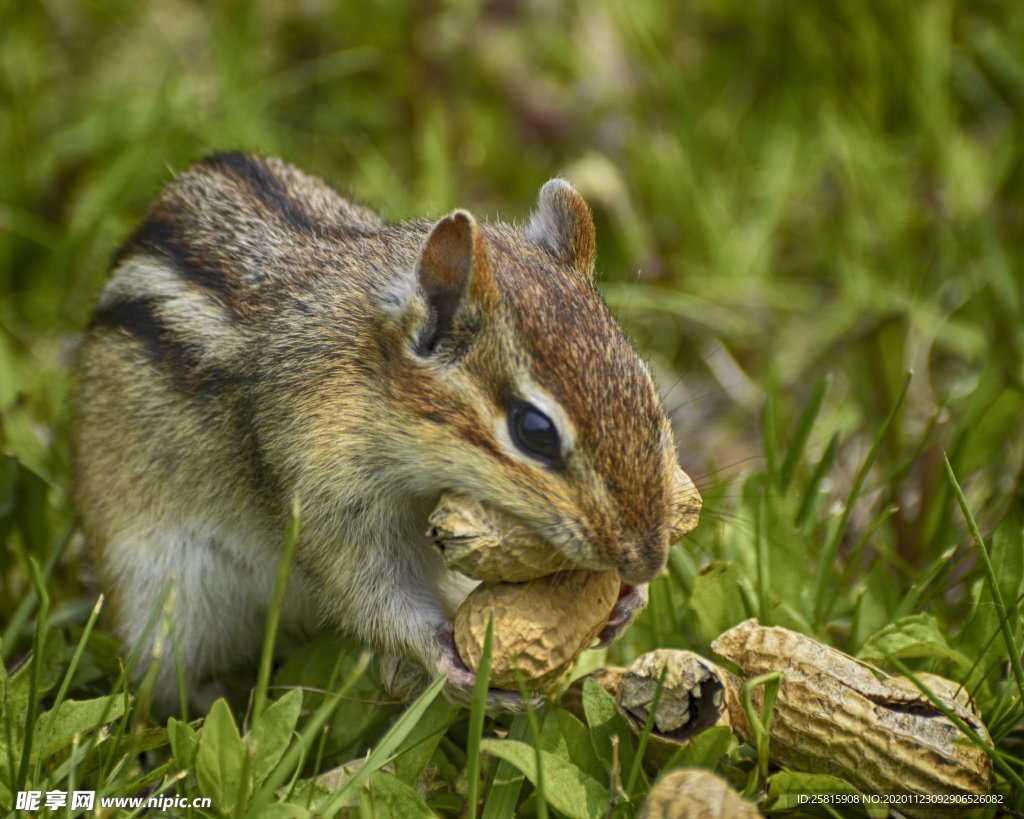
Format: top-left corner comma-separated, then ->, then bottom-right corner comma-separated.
72,154 -> 698,711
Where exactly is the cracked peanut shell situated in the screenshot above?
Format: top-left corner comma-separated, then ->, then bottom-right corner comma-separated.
712,619 -> 991,812
454,569 -> 620,689
617,650 -> 733,767
565,650 -> 734,768
428,493 -> 575,582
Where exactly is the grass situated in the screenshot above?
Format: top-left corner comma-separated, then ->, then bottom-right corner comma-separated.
2,0 -> 1024,816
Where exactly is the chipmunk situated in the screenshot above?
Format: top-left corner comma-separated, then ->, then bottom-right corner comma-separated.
72,153 -> 699,713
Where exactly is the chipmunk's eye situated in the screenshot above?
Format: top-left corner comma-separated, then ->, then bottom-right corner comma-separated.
508,401 -> 562,466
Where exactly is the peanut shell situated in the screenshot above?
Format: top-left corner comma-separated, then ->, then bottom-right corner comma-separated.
560,666 -> 628,719
639,769 -> 762,819
668,466 -> 703,542
566,650 -> 733,769
453,569 -> 619,689
428,493 -> 574,582
618,650 -> 732,767
712,619 -> 991,814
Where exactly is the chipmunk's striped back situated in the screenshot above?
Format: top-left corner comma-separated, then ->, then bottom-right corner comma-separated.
73,154 -> 700,712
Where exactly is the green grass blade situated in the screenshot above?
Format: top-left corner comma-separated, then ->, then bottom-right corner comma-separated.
481,715 -> 528,819
739,671 -> 782,794
317,672 -> 447,817
779,374 -> 831,492
514,670 -> 548,819
466,613 -> 495,818
17,558 -> 49,792
1,522 -> 70,661
31,593 -> 104,785
944,455 -> 1024,709
667,547 -> 696,596
252,495 -> 302,725
892,544 -> 957,621
246,649 -> 372,814
755,485 -> 770,624
848,586 -> 867,653
795,432 -> 840,529
121,578 -> 175,680
813,372 -> 910,625
885,654 -> 1024,792
761,396 -> 781,488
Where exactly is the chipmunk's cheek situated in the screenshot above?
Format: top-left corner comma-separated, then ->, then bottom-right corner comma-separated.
595,582 -> 648,647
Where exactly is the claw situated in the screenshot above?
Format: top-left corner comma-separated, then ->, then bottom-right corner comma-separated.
596,582 -> 648,648
433,622 -> 545,713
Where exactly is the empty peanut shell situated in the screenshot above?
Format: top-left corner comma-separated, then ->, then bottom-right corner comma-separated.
712,619 -> 991,813
567,650 -> 734,768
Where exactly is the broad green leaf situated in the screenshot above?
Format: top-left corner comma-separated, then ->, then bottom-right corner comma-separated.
857,613 -> 972,672
427,793 -> 464,814
393,693 -> 460,785
990,516 -> 1023,629
34,694 -> 125,759
689,561 -> 749,642
274,634 -> 398,762
734,474 -> 806,614
247,804 -> 312,819
197,698 -> 247,815
362,770 -> 434,818
581,677 -> 636,780
281,779 -> 333,815
480,738 -> 610,819
663,725 -> 733,771
167,716 -> 199,771
8,629 -> 66,718
247,650 -> 372,814
539,707 -> 606,784
319,674 -> 446,817
0,404 -> 53,486
766,770 -> 885,818
246,688 -> 302,788
481,713 -> 528,819
959,380 -> 1024,477
961,515 -> 1024,691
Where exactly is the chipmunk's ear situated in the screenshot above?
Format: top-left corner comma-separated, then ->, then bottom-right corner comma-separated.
526,179 -> 596,280
414,209 -> 494,357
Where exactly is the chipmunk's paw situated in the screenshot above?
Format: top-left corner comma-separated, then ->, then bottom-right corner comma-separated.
595,582 -> 648,648
435,622 -> 546,713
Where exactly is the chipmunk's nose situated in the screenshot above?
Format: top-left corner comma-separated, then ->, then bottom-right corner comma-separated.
618,527 -> 670,584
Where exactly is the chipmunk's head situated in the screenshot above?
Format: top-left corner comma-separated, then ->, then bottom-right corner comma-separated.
386,180 -> 700,584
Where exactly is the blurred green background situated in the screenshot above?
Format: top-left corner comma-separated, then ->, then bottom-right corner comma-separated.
3,0 -> 1024,809
2,0 -> 1023,688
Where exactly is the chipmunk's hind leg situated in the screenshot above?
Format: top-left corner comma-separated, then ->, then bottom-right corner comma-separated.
103,520 -> 291,715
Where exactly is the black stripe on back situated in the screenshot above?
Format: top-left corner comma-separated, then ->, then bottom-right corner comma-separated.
90,297 -> 233,398
201,152 -> 314,232
114,214 -> 239,313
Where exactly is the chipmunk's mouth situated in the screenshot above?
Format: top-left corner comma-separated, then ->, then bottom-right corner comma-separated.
613,582 -> 637,607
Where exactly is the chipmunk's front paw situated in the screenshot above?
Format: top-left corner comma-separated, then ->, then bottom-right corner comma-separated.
435,623 -> 545,713
595,582 -> 648,648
